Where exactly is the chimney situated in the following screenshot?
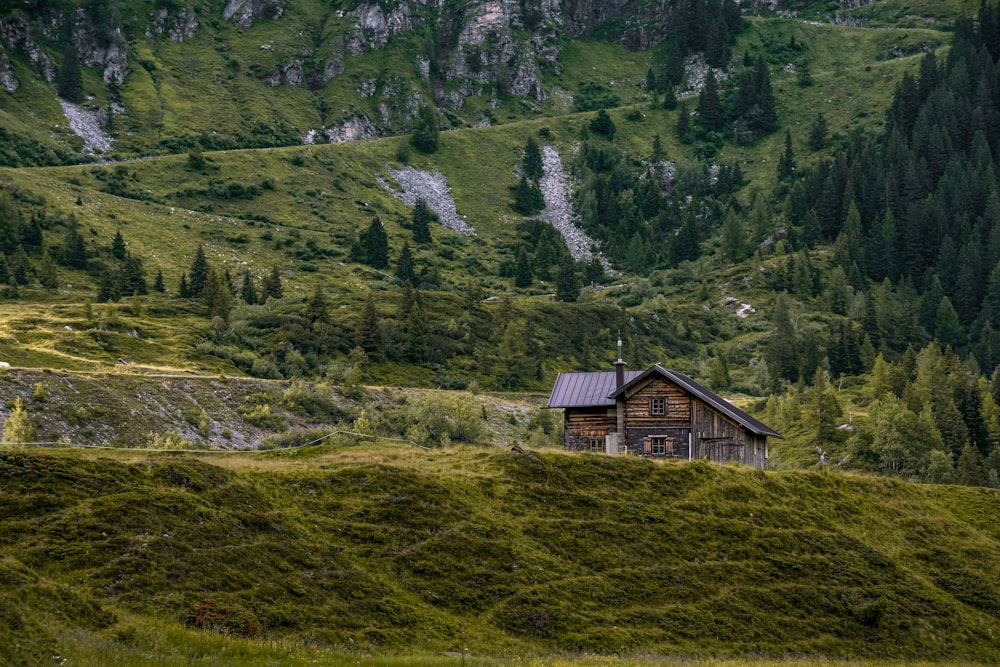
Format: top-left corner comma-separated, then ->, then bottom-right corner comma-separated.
614,335 -> 625,390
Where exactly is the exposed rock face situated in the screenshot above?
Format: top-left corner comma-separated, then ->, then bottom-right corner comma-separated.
223,0 -> 285,29
0,51 -> 17,92
323,115 -> 379,143
0,17 -> 56,82
148,8 -> 199,42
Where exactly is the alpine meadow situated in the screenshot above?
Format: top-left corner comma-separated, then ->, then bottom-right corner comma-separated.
1,0 -> 1000,664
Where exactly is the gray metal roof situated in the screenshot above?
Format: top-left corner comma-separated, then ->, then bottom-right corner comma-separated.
547,370 -> 643,408
609,365 -> 782,438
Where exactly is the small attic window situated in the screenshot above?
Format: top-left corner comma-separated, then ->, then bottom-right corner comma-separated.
650,397 -> 666,416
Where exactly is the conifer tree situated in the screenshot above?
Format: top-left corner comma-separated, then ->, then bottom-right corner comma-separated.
358,296 -> 381,356
239,268 -> 257,304
396,241 -> 415,284
357,218 -> 389,269
956,442 -> 988,486
410,104 -> 439,153
697,70 -> 723,133
514,245 -> 533,288
808,112 -> 828,150
62,219 -> 88,270
404,302 -> 429,362
590,109 -> 616,139
555,254 -> 580,302
111,230 -> 126,260
38,249 -> 58,290
187,246 -> 210,298
523,136 -> 544,182
411,198 -> 432,243
261,265 -> 283,301
178,272 -> 190,298
676,100 -> 691,142
153,268 -> 165,293
57,44 -> 83,103
777,129 -> 796,179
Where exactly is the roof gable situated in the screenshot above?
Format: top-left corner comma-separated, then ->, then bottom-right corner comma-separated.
610,365 -> 782,438
547,370 -> 643,408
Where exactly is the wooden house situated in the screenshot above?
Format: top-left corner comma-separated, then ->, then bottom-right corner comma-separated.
547,351 -> 780,469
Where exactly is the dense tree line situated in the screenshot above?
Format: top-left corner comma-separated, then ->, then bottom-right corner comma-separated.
764,9 -> 1000,378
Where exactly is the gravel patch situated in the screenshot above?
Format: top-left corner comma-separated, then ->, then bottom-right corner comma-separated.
59,99 -> 112,154
379,165 -> 475,235
537,145 -> 614,273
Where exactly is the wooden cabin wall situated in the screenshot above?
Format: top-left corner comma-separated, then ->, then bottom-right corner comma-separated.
564,408 -> 617,451
622,378 -> 690,427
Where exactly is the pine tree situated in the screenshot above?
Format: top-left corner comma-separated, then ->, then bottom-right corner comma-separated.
777,129 -> 796,179
396,241 -> 416,284
523,137 -> 544,182
676,100 -> 691,142
555,254 -> 580,302
38,249 -> 58,290
411,198 -> 432,243
955,442 -> 988,486
305,284 -> 329,324
178,272 -> 190,298
709,351 -> 731,390
358,218 -> 389,269
697,70 -> 723,133
62,220 -> 88,270
720,207 -> 746,263
590,109 -> 616,139
410,104 -> 439,153
57,44 -> 83,103
514,245 -> 533,288
202,268 -> 232,322
111,230 -> 126,260
404,302 -> 429,362
153,268 -> 165,292
261,266 -> 283,301
239,268 -> 257,304
358,296 -> 381,356
808,112 -> 828,150
188,246 -> 210,298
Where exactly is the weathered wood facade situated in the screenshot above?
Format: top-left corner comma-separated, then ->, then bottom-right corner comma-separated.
548,364 -> 779,469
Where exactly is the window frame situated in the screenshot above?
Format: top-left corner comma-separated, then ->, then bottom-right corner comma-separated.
648,435 -> 677,457
650,396 -> 666,416
589,438 -> 603,453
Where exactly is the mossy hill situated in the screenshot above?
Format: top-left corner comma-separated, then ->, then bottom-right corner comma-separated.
1,446 -> 999,664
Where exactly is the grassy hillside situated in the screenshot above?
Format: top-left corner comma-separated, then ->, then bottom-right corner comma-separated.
1,447 -> 999,664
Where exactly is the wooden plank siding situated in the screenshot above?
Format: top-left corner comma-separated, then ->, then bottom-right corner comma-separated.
564,407 -> 617,452
623,377 -> 690,427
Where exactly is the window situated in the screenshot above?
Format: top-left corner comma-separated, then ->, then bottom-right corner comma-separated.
589,438 -> 603,453
650,397 -> 666,416
649,436 -> 676,457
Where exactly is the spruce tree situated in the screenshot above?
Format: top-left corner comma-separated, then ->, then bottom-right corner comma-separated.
359,218 -> 389,269
777,129 -> 796,179
396,241 -> 416,284
261,266 -> 283,301
38,249 -> 58,290
111,230 -> 126,260
153,268 -> 165,292
239,268 -> 257,304
555,254 -> 580,302
57,44 -> 83,103
808,112 -> 828,150
410,104 -> 439,154
590,109 -> 616,139
412,198 -> 432,243
358,296 -> 381,356
178,272 -> 190,298
62,221 -> 88,270
188,246 -> 210,297
514,245 -> 533,288
697,70 -> 723,133
523,136 -> 544,182
676,100 -> 691,142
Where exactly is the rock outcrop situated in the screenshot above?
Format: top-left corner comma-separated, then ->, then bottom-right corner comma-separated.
0,51 -> 17,92
223,0 -> 285,29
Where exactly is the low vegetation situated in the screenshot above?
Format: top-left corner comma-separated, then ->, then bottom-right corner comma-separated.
1,447 -> 998,663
